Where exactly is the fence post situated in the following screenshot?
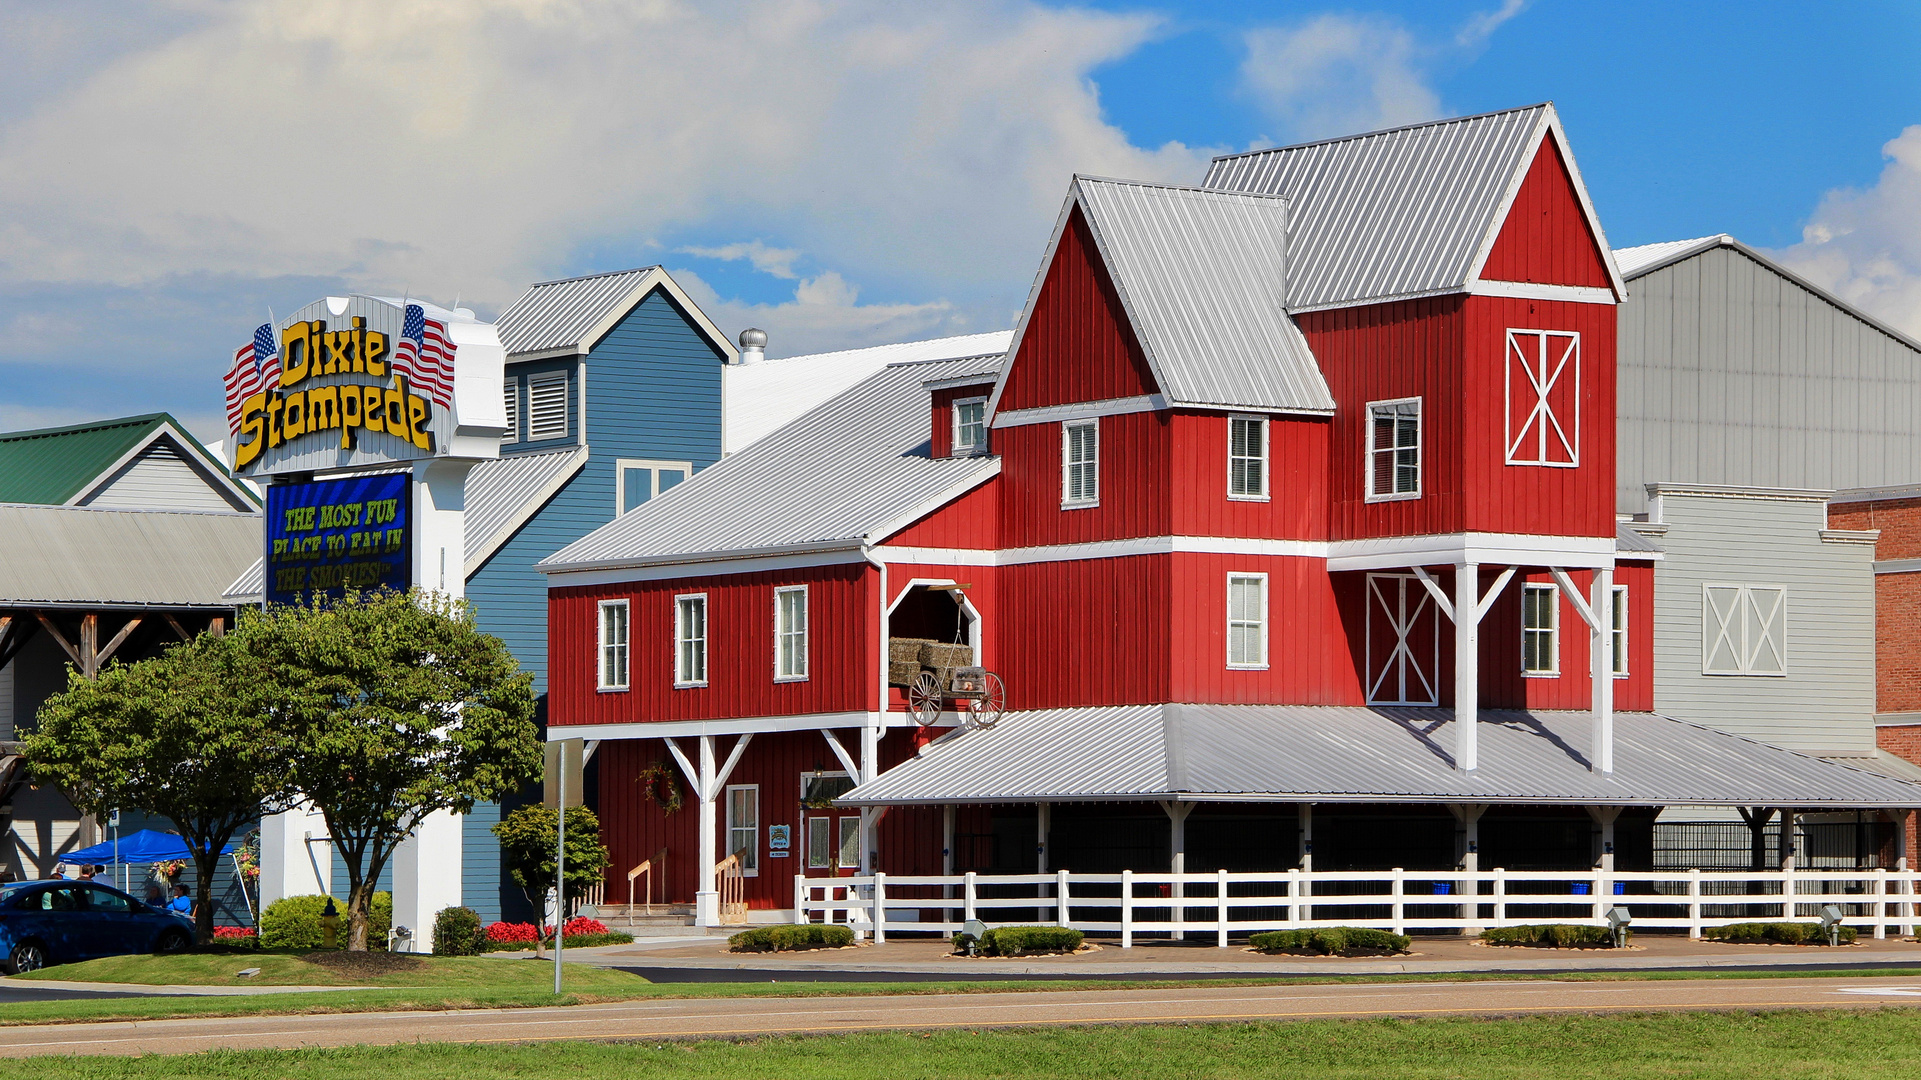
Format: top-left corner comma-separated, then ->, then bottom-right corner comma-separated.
1782,864 -> 1794,922
1121,869 -> 1134,949
1877,868 -> 1890,940
794,874 -> 806,925
1590,867 -> 1603,924
1056,868 -> 1071,928
964,870 -> 977,925
872,872 -> 887,945
1687,868 -> 1702,939
1493,867 -> 1506,928
1391,867 -> 1405,936
1285,868 -> 1300,929
1216,868 -> 1230,948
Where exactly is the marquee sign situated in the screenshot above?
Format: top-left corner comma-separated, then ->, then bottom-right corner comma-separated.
264,471 -> 413,605
225,296 -> 461,477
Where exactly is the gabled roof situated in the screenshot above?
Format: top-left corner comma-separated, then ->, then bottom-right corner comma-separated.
1203,103 -> 1625,310
495,266 -> 737,362
0,413 -> 256,510
464,445 -> 590,575
842,704 -> 1921,809
0,504 -> 262,607
539,356 -> 1003,574
725,331 -> 1013,454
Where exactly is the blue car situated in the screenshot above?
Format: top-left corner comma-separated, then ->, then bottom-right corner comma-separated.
0,880 -> 193,974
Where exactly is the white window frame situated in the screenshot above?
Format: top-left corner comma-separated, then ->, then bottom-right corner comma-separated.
725,784 -> 759,876
527,371 -> 571,442
1365,397 -> 1422,502
674,593 -> 708,688
1227,414 -> 1269,501
1521,582 -> 1560,676
1610,584 -> 1628,678
501,378 -> 519,442
1504,329 -> 1581,467
774,585 -> 809,682
615,458 -> 696,516
1061,419 -> 1099,509
838,815 -> 861,869
596,599 -> 629,691
952,396 -> 988,456
1226,572 -> 1269,670
1702,583 -> 1788,677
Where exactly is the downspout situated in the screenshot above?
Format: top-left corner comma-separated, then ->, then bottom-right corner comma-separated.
859,546 -> 889,874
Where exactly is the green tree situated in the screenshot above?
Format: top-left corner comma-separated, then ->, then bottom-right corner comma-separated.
239,589 -> 540,950
26,631 -> 297,945
492,804 -> 611,957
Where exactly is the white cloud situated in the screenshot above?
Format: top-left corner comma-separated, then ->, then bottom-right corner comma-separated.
0,0 -> 1209,357
677,241 -> 805,280
1773,126 -> 1921,340
1457,0 -> 1528,48
672,266 -> 955,357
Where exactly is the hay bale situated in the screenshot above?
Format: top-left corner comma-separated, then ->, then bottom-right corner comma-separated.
918,642 -> 973,669
889,637 -> 936,663
887,660 -> 924,687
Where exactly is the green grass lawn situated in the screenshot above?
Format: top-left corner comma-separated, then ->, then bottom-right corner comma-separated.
27,1009 -> 1921,1078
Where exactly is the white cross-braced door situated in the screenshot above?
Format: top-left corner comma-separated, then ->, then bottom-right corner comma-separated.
1365,573 -> 1441,705
1505,329 -> 1580,467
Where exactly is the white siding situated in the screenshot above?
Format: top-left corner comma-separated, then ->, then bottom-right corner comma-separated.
82,442 -> 240,512
1618,245 -> 1921,514
1649,488 -> 1876,754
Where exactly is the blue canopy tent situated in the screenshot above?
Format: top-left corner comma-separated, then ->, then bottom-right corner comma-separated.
58,830 -> 235,866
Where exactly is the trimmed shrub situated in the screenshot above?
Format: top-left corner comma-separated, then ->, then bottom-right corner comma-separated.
432,906 -> 485,956
1705,921 -> 1857,945
1481,923 -> 1619,948
259,893 -> 394,951
965,925 -> 1083,956
1249,927 -> 1411,955
730,924 -> 857,952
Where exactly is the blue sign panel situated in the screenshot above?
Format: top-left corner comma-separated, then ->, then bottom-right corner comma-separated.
264,472 -> 411,605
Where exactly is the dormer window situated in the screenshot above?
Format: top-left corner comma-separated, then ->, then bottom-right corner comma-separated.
953,397 -> 987,455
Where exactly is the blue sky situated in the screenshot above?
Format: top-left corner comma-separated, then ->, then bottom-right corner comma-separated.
1,0 -> 1917,444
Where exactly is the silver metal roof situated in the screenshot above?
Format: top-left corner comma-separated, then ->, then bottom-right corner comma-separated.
1074,178 -> 1335,413
1613,234 -> 1731,279
1203,105 -> 1550,310
539,357 -> 1002,573
1615,523 -> 1663,556
495,267 -> 661,357
463,446 -> 588,574
0,504 -> 261,608
843,704 -> 1921,808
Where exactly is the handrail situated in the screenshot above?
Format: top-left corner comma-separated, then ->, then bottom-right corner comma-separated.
626,847 -> 667,919
715,847 -> 749,925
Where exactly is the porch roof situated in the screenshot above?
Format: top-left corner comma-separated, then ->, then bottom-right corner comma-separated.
840,704 -> 1921,809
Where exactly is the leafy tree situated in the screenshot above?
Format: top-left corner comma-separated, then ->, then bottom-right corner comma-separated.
239,589 -> 540,950
26,632 -> 297,945
493,804 -> 611,958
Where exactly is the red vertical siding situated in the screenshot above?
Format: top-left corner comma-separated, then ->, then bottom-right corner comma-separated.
1168,553 -> 1361,705
1616,560 -> 1654,713
996,409 -> 1171,547
995,206 -> 1160,412
883,478 -> 1001,549
1480,140 -> 1613,288
1461,296 -> 1616,537
997,554 -> 1170,709
1168,412 -> 1330,541
548,562 -> 876,727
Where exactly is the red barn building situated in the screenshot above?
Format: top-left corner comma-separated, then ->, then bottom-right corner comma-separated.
539,105 -> 1921,931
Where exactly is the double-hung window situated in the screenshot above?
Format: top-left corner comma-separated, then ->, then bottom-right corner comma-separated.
1227,573 -> 1268,669
597,600 -> 629,690
1521,583 -> 1559,675
1610,585 -> 1628,677
775,586 -> 808,681
726,785 -> 758,875
675,594 -> 707,687
527,372 -> 569,441
1062,419 -> 1099,507
1366,398 -> 1421,500
953,397 -> 987,455
1229,415 -> 1267,499
838,816 -> 861,869
1703,584 -> 1786,675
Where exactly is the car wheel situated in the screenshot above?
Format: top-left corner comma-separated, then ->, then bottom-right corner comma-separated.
7,941 -> 47,975
154,929 -> 191,955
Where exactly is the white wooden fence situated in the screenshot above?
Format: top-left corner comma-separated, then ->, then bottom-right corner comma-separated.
796,867 -> 1920,946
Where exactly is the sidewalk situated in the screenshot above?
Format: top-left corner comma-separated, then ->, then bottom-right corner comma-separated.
557,933 -> 1921,979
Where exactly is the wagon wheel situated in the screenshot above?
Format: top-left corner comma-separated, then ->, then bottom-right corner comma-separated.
964,672 -> 1006,729
907,671 -> 944,727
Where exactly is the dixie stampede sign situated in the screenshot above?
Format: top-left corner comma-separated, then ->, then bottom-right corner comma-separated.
223,295 -> 459,476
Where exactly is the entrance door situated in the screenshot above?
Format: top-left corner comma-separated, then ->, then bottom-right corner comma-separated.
1365,573 -> 1441,705
800,773 -> 859,880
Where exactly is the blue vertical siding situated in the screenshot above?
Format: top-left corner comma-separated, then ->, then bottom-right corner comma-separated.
460,802 -> 505,923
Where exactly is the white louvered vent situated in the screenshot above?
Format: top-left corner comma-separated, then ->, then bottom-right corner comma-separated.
502,380 -> 518,442
528,374 -> 568,441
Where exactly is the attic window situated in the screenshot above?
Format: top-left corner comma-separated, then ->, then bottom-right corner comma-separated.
528,373 -> 569,441
953,397 -> 987,455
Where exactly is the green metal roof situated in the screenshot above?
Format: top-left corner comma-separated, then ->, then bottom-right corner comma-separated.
0,413 -> 178,504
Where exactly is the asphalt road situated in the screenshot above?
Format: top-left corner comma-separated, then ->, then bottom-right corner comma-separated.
6,976 -> 1921,1057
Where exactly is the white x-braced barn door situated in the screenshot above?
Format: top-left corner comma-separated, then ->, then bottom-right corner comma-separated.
1703,584 -> 1787,676
1365,573 -> 1441,705
1505,329 -> 1581,467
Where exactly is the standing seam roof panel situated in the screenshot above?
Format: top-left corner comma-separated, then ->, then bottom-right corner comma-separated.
495,268 -> 662,357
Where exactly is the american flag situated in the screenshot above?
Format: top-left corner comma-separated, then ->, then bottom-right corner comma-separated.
222,322 -> 277,432
391,304 -> 456,409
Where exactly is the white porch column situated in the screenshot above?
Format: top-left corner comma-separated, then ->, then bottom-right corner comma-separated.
1163,800 -> 1193,942
391,810 -> 461,952
1588,806 -> 1622,922
258,800 -> 332,909
1297,804 -> 1314,871
1451,803 -> 1487,931
1780,808 -> 1798,921
1454,563 -> 1480,771
858,723 -> 881,873
1590,567 -> 1615,774
694,735 -> 718,926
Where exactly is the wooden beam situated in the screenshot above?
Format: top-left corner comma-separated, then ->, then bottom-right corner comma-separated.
35,613 -> 82,669
208,615 -> 226,639
0,615 -> 28,670
163,612 -> 191,641
80,613 -> 98,679
95,617 -> 143,669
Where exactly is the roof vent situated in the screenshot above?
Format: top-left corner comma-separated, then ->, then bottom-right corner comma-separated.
737,327 -> 767,364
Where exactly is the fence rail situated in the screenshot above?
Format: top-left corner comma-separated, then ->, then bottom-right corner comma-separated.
795,867 -> 1921,946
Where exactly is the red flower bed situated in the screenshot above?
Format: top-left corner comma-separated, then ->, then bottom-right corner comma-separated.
486,921 -> 540,943
556,916 -> 608,937
212,926 -> 257,941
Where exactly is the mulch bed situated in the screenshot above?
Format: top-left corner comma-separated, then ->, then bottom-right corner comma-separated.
1253,946 -> 1408,958
301,950 -> 430,977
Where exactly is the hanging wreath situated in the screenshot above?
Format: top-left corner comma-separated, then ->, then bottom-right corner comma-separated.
637,761 -> 684,814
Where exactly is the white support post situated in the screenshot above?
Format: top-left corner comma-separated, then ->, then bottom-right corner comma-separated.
1121,869 -> 1134,948
1551,566 -> 1611,774
1451,803 -> 1487,933
1588,805 -> 1621,921
1056,868 -> 1070,927
1164,801 -> 1193,942
963,870 -> 977,925
1454,563 -> 1480,772
872,871 -> 887,945
1687,868 -> 1702,938
1217,867 -> 1229,948
1781,808 -> 1798,921
1590,567 -> 1615,773
694,735 -> 718,927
